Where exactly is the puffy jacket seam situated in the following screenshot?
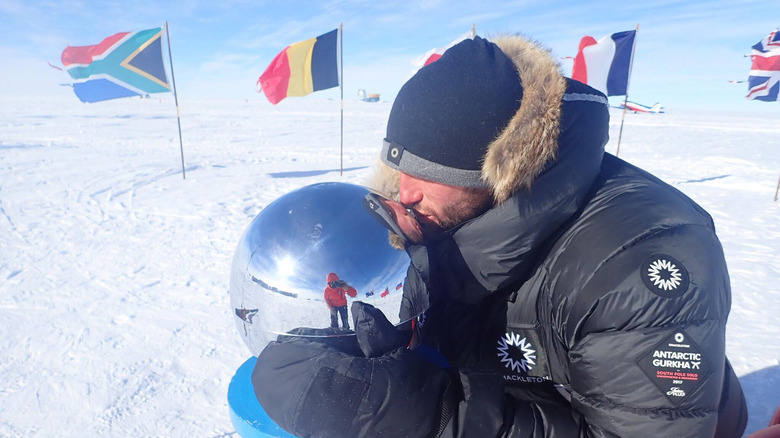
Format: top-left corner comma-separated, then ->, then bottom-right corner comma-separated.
570,390 -> 718,416
578,317 -> 727,336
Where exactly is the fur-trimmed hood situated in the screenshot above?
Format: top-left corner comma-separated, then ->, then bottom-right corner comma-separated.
368,34 -> 611,303
481,35 -> 566,203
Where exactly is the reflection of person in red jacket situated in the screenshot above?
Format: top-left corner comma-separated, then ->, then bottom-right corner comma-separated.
323,273 -> 357,329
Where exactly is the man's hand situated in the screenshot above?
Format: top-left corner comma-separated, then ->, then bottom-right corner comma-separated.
252,302 -> 453,438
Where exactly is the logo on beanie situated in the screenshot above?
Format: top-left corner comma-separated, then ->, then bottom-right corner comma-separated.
641,254 -> 689,298
384,140 -> 403,165
497,332 -> 536,373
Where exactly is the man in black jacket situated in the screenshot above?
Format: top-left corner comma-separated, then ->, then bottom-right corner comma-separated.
253,35 -> 748,437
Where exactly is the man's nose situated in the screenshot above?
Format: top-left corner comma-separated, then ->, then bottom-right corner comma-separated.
399,173 -> 423,206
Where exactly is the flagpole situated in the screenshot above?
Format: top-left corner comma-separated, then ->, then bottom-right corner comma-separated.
165,21 -> 186,179
615,24 -> 639,157
339,22 -> 344,177
774,172 -> 780,201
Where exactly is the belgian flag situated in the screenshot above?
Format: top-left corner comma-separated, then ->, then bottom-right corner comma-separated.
257,28 -> 341,104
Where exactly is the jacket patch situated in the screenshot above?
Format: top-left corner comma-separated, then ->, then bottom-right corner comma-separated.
637,330 -> 711,405
496,329 -> 551,384
641,254 -> 689,298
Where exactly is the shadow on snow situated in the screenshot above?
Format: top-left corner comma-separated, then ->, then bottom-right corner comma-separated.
269,166 -> 369,179
739,364 -> 780,435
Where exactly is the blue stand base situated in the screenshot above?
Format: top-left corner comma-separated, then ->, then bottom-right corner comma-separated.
228,357 -> 298,438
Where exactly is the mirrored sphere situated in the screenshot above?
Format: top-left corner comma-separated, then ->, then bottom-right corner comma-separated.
230,182 -> 414,356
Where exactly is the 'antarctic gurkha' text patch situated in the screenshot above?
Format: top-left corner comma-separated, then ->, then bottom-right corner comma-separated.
637,330 -> 711,404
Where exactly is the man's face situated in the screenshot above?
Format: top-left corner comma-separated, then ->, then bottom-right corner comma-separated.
396,172 -> 493,244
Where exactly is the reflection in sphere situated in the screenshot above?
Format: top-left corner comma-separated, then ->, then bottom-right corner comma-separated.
229,182 -> 414,356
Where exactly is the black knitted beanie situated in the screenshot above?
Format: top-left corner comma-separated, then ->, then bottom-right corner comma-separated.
382,36 -> 523,188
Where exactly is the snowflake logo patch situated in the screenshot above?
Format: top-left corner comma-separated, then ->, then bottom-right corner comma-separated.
497,332 -> 536,373
641,254 -> 689,298
648,259 -> 682,290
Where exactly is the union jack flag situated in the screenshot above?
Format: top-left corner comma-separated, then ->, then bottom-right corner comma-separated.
747,29 -> 780,101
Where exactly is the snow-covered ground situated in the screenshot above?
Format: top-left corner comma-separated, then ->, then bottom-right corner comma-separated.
1,96 -> 778,436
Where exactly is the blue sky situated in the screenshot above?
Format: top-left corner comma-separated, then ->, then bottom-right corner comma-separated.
0,0 -> 776,112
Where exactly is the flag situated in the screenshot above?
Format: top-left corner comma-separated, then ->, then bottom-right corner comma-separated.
747,29 -> 780,102
61,28 -> 170,103
365,289 -> 374,297
571,30 -> 636,96
380,287 -> 389,298
395,281 -> 403,290
257,28 -> 340,104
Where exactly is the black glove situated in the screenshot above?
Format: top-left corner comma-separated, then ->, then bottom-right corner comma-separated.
252,301 -> 455,438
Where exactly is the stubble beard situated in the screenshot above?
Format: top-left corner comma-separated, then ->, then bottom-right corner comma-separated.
429,189 -> 494,233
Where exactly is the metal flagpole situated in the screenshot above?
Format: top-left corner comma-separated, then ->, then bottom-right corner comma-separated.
339,22 -> 344,177
774,172 -> 780,201
165,21 -> 186,179
615,24 -> 639,158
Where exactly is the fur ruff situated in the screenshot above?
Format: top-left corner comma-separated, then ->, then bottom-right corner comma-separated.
483,35 -> 565,203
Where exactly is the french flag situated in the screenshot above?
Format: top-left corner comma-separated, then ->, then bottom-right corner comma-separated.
572,30 -> 636,96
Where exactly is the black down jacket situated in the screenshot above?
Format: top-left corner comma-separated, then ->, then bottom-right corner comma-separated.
387,35 -> 747,438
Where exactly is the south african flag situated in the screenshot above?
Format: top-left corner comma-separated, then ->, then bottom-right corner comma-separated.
61,28 -> 170,103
